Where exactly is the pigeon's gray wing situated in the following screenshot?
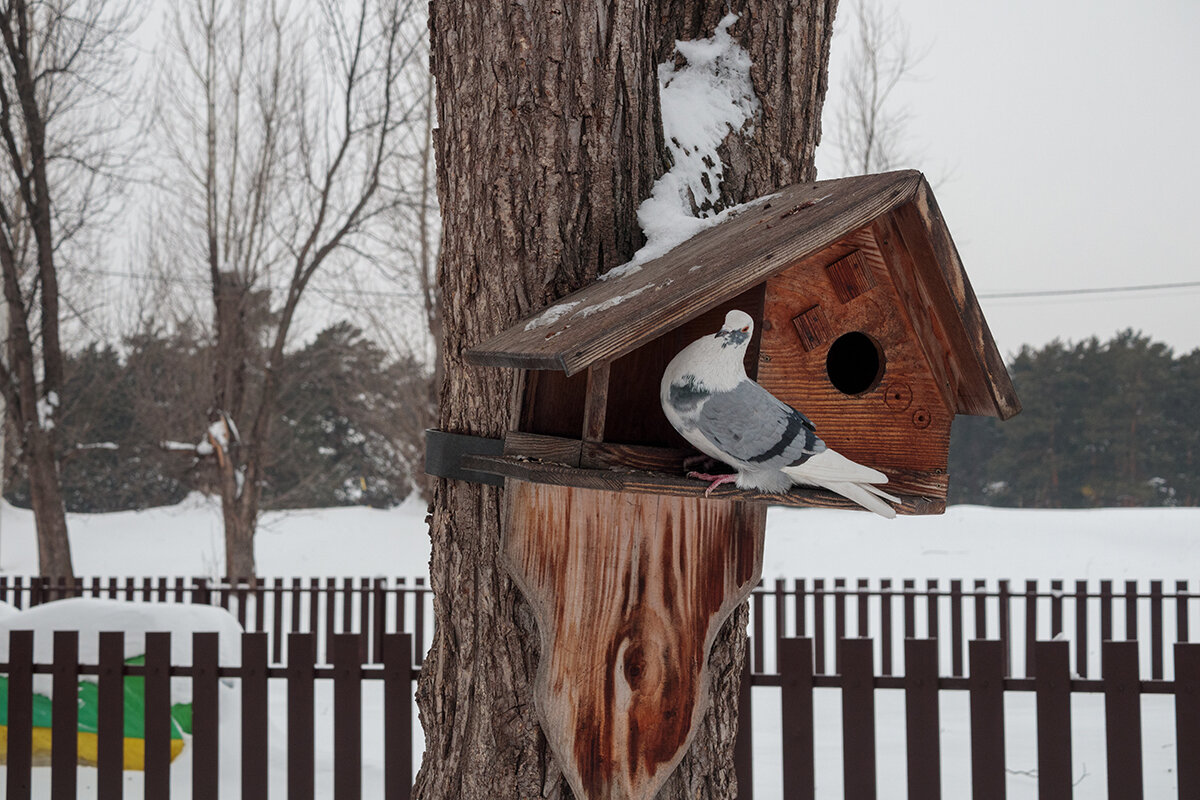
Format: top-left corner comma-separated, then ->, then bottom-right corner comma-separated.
696,380 -> 824,467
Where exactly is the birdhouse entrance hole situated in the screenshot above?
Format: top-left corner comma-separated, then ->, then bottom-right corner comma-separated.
825,331 -> 884,395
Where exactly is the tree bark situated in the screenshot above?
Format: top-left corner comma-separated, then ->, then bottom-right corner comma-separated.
0,0 -> 78,578
419,2 -> 835,797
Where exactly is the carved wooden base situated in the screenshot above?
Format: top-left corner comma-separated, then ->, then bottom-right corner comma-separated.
502,480 -> 765,800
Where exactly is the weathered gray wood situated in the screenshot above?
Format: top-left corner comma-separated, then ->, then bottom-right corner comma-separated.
468,171 -> 923,376
465,453 -> 945,515
891,182 -> 1020,420
503,481 -> 765,800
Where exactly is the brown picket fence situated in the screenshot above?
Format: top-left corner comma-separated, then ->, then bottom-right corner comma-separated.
1,577 -> 1197,797
732,637 -> 1200,800
1,630 -> 416,800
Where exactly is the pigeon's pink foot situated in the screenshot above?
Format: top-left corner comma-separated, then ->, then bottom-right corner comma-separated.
687,471 -> 738,497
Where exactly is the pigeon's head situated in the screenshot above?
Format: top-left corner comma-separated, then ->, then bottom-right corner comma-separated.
716,309 -> 753,349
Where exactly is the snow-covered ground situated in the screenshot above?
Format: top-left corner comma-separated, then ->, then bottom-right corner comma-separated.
0,496 -> 1196,798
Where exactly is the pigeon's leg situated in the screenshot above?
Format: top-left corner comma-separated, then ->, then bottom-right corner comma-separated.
687,471 -> 739,497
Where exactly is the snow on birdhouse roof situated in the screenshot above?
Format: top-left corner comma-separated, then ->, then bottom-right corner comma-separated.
468,169 -> 1018,420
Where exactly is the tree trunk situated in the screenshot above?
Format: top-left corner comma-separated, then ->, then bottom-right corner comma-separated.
418,2 -> 836,798
26,428 -> 73,578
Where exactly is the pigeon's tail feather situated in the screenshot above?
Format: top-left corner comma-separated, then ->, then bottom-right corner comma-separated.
819,480 -> 899,518
783,447 -> 888,485
782,448 -> 900,518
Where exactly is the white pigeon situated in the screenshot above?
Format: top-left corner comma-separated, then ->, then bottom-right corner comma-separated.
660,309 -> 899,518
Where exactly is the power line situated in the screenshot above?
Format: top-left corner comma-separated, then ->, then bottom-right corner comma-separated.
978,280 -> 1200,300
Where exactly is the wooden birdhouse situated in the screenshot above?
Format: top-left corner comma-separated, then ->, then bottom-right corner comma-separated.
435,169 -> 1019,800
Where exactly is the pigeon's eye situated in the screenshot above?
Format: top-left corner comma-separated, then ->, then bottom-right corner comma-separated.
740,326 -> 749,333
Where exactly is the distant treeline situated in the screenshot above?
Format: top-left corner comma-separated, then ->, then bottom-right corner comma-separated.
7,326 -> 1195,513
949,330 -> 1200,507
3,322 -> 432,513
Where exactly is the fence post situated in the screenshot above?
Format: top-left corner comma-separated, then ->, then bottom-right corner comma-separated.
880,579 -> 893,676
144,631 -> 173,798
780,637 -> 814,800
288,632 -> 317,800
334,633 -> 364,800
840,638 -> 876,800
969,639 -> 1006,800
1150,580 -> 1163,680
998,580 -> 1011,676
98,631 -> 125,800
6,629 -> 34,800
1075,580 -> 1089,678
192,632 -> 221,800
904,638 -> 940,800
1024,580 -> 1038,678
1035,640 -> 1073,799
951,580 -> 963,676
1103,640 -> 1143,800
384,633 -> 414,800
1176,643 -> 1200,799
814,579 -> 827,674
51,630 -> 79,800
752,580 -> 764,673
242,632 -> 270,799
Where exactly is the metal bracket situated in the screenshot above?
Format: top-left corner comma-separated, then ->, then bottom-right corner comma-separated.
424,429 -> 506,486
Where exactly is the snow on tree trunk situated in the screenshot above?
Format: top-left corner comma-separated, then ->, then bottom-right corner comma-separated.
419,2 -> 836,797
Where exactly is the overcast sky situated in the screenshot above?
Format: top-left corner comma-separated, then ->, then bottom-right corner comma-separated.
815,0 -> 1200,357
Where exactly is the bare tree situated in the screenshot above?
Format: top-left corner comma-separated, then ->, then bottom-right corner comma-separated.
0,0 -> 137,577
155,0 -> 428,577
830,0 -> 923,175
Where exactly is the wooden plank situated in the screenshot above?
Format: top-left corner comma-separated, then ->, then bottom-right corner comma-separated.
1035,641 -> 1073,799
1075,580 -> 1089,678
951,580 -> 964,676
145,632 -> 172,799
242,632 -> 270,800
468,172 -> 924,375
582,361 -> 611,443
1176,643 -> 1200,799
840,638 -> 877,800
50,631 -> 79,800
464,453 -> 945,515
1151,581 -> 1163,679
504,430 -> 584,465
1103,640 -> 1143,800
334,634 -> 363,800
780,638 -> 815,800
192,632 -> 221,800
880,580 -> 893,676
503,480 -> 765,800
97,631 -> 125,800
514,431 -> 944,501
384,634 -> 413,800
288,633 -> 317,800
904,639 -> 940,800
890,181 -> 1020,419
969,640 -> 1006,800
6,630 -> 33,800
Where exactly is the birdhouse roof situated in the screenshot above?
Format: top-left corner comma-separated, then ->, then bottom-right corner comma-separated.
468,170 -> 1018,420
